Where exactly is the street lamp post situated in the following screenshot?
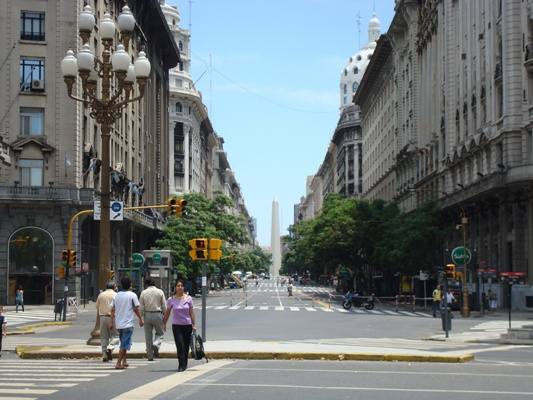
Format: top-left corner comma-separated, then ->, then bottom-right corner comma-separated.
62,5 -> 150,344
61,5 -> 151,292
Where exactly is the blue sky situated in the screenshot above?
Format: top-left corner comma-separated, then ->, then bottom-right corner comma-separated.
168,0 -> 395,246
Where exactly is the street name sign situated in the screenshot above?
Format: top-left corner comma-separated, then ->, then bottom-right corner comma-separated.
451,246 -> 471,265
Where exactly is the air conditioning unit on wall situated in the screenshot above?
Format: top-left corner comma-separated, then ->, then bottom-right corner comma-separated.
31,79 -> 45,91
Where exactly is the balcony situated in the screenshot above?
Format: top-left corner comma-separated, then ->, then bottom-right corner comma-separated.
525,45 -> 533,75
0,185 -> 90,202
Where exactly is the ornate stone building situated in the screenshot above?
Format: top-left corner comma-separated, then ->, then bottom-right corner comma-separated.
357,0 -> 533,292
296,15 -> 380,220
0,0 -> 178,304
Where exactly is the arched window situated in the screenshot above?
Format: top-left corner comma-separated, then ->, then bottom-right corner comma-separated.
178,62 -> 183,71
176,102 -> 182,113
352,82 -> 359,93
353,67 -> 359,74
344,69 -> 348,76
357,55 -> 362,61
179,41 -> 183,51
343,84 -> 347,94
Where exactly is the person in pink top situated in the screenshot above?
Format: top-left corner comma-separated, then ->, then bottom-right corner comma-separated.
163,279 -> 196,371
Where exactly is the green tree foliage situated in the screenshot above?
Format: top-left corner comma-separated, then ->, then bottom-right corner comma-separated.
156,192 -> 250,279
282,196 -> 445,290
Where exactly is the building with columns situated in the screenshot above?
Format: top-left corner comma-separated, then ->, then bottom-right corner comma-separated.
0,0 -> 178,304
356,0 -> 533,293
296,14 -> 380,220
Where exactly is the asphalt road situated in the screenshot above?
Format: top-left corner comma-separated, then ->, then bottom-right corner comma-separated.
3,354 -> 533,400
29,281 -> 487,343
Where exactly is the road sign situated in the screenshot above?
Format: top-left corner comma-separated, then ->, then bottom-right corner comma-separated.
131,252 -> 145,268
111,201 -> 123,221
152,253 -> 162,265
451,246 -> 471,265
93,201 -> 101,220
419,270 -> 429,281
93,201 -> 123,221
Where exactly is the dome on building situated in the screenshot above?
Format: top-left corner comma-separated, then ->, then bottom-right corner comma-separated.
339,14 -> 381,109
160,0 -> 181,27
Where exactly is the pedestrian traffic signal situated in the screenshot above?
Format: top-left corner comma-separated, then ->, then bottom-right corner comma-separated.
67,250 -> 77,268
445,263 -> 456,279
188,238 -> 208,260
209,238 -> 223,261
167,197 -> 187,217
55,266 -> 65,279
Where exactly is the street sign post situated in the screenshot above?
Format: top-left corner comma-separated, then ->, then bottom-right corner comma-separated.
131,253 -> 145,268
110,201 -> 123,221
500,272 -> 527,330
152,253 -> 162,265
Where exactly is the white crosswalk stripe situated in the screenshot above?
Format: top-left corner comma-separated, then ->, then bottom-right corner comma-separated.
0,359 -> 150,399
2,308 -> 76,327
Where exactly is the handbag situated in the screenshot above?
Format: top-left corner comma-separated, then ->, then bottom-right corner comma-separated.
190,331 -> 208,362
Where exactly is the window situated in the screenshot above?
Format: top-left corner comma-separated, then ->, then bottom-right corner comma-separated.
20,58 -> 44,91
175,78 -> 182,87
20,11 -> 45,41
176,102 -> 182,113
19,159 -> 44,186
20,107 -> 44,136
343,84 -> 347,94
178,62 -> 183,71
179,41 -> 183,51
353,67 -> 359,74
352,82 -> 359,93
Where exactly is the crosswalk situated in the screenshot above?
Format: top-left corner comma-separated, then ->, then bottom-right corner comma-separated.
0,359 -> 151,399
222,284 -> 335,295
201,304 -> 432,318
3,308 -> 76,328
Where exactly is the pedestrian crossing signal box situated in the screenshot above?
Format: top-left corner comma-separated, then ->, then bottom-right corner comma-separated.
445,264 -> 456,279
189,238 -> 208,260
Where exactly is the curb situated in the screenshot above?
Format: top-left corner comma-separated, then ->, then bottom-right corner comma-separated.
15,346 -> 474,363
7,322 -> 71,336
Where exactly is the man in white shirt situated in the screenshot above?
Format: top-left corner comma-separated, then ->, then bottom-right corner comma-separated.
445,289 -> 456,306
111,277 -> 143,369
140,278 -> 166,361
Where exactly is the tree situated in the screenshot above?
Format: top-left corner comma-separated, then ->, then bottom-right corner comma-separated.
156,192 -> 250,279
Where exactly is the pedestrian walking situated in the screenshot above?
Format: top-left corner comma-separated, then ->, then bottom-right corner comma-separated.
163,279 -> 196,372
111,277 -> 143,370
488,289 -> 498,312
140,278 -> 166,361
95,281 -> 118,362
15,287 -> 24,312
0,305 -> 7,358
432,285 -> 441,317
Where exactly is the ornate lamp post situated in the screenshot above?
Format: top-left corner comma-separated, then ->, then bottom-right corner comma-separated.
61,5 -> 150,292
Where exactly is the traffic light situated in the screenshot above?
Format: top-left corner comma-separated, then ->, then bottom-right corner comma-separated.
188,238 -> 208,260
61,249 -> 69,263
445,263 -> 456,279
108,270 -> 115,281
67,250 -> 77,268
175,198 -> 187,217
209,238 -> 223,261
167,197 -> 187,217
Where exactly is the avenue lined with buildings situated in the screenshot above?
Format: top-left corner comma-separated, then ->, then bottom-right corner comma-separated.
1,1 -> 533,399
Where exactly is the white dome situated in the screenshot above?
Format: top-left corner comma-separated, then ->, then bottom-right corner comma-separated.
339,14 -> 381,109
160,1 -> 180,26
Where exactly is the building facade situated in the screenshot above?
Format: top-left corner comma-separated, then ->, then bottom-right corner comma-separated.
296,15 -> 380,220
0,0 -> 178,304
356,0 -> 533,290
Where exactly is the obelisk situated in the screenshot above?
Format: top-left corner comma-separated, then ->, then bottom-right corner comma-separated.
271,199 -> 281,277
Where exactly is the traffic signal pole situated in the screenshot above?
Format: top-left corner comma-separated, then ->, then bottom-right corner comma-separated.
202,262 -> 207,341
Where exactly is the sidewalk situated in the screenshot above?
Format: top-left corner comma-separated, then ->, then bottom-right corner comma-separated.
12,338 -> 474,363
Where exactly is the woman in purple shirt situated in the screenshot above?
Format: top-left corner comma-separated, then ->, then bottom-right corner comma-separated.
163,280 -> 196,371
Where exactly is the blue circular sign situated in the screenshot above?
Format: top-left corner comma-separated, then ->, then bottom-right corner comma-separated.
111,202 -> 122,212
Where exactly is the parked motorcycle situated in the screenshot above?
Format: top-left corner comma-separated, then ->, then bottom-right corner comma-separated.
342,291 -> 375,310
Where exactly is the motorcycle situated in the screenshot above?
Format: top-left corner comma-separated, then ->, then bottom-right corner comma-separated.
342,291 -> 375,310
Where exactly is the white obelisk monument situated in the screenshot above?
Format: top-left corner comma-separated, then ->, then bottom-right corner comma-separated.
271,199 -> 281,277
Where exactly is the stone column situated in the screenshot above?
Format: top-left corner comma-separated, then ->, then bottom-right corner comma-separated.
528,198 -> 533,283
488,205 -> 497,270
513,202 -> 526,272
499,203 -> 509,271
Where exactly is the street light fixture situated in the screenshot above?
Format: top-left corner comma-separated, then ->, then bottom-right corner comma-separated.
61,4 -> 150,294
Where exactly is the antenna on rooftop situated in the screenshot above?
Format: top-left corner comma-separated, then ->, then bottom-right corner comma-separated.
356,12 -> 362,48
